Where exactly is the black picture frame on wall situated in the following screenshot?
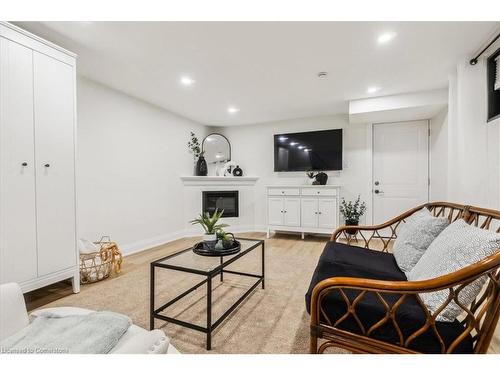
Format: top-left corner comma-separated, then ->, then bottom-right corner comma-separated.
487,48 -> 500,122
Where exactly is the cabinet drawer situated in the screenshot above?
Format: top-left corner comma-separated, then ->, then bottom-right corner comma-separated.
268,188 -> 300,196
301,187 -> 337,196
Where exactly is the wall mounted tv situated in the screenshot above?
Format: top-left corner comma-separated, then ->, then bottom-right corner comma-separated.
273,129 -> 343,172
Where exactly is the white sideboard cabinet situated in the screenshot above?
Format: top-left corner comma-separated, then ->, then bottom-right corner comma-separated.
266,185 -> 341,239
0,22 -> 79,293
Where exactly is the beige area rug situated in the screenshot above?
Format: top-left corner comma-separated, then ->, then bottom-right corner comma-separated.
25,233 -> 344,354
24,232 -> 499,354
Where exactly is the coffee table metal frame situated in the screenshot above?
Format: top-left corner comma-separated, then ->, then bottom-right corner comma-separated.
150,238 -> 265,350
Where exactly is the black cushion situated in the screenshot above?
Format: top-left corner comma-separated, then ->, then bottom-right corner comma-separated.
305,242 -> 473,354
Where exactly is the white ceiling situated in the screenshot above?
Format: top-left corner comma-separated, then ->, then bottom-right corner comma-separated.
15,21 -> 499,126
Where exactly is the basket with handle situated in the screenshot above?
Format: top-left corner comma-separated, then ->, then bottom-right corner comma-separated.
79,236 -> 123,284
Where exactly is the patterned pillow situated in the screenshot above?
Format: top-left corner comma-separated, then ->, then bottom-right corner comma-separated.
408,219 -> 500,322
393,208 -> 449,274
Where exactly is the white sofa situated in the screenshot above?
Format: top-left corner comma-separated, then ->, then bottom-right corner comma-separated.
0,283 -> 178,354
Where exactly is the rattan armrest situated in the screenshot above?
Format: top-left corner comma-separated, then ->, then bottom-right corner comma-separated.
331,204 -> 429,250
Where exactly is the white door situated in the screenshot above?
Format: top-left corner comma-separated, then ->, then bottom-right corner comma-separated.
0,38 -> 38,283
33,52 -> 77,276
301,198 -> 318,228
283,198 -> 300,226
318,198 -> 337,229
268,197 -> 284,225
372,121 -> 429,224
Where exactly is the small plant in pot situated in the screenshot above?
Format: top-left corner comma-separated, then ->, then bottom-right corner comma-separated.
215,229 -> 236,250
339,195 -> 367,235
190,209 -> 228,248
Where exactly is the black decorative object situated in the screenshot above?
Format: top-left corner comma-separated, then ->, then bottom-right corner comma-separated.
196,155 -> 208,176
193,239 -> 241,256
232,165 -> 243,177
314,172 -> 328,185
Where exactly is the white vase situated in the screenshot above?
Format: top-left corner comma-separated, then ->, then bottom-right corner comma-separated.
203,233 -> 217,242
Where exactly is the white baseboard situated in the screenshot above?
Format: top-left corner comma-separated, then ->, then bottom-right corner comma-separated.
120,229 -> 187,256
120,226 -> 268,257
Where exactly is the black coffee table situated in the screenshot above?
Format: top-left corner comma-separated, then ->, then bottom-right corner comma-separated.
150,238 -> 265,350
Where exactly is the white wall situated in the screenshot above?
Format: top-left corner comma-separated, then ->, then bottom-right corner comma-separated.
430,108 -> 448,201
446,58 -> 500,209
214,115 -> 371,228
77,77 -> 207,254
349,89 -> 448,124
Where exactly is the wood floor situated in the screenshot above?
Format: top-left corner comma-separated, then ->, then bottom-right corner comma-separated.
25,232 -> 500,354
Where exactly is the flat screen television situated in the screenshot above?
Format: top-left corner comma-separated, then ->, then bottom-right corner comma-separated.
273,129 -> 343,172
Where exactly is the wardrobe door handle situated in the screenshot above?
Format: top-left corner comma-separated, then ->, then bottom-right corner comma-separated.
44,163 -> 50,168
21,162 -> 28,167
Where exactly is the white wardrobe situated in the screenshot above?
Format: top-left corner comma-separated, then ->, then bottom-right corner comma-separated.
0,22 -> 79,293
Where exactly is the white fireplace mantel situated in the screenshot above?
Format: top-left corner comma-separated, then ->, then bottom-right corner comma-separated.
180,176 -> 259,186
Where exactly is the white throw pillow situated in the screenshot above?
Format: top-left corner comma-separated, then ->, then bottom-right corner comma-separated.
393,208 -> 449,274
408,219 -> 500,322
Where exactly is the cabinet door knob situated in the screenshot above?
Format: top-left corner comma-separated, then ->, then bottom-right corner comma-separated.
21,162 -> 28,166
44,163 -> 50,168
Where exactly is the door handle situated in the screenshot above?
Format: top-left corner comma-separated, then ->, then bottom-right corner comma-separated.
374,189 -> 384,194
21,162 -> 28,167
44,163 -> 50,168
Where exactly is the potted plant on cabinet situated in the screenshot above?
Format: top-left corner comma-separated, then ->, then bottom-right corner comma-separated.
190,209 -> 228,248
339,195 -> 367,235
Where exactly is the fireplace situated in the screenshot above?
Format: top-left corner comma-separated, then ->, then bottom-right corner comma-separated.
202,191 -> 239,218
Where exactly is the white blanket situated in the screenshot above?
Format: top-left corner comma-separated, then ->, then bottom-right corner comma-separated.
1,311 -> 131,354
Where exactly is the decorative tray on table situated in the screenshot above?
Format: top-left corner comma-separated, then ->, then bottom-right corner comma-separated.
193,239 -> 241,257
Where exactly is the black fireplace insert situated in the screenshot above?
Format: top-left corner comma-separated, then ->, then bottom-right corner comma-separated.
202,190 -> 239,218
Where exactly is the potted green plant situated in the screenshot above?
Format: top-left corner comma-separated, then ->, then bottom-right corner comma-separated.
339,195 -> 367,235
214,229 -> 236,250
190,209 -> 228,246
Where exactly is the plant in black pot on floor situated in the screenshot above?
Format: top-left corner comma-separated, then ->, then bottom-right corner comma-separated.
188,131 -> 207,176
190,209 -> 228,248
339,195 -> 366,235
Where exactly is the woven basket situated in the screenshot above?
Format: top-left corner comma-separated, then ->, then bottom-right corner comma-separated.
79,247 -> 113,284
79,236 -> 123,284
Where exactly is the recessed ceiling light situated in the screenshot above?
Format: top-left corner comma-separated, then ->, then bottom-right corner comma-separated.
227,107 -> 240,114
290,142 -> 298,146
279,136 -> 288,142
377,32 -> 397,44
180,76 -> 195,86
304,149 -> 311,153
298,145 -> 305,149
367,86 -> 380,94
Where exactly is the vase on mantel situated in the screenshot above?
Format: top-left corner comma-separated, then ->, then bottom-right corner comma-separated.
195,156 -> 208,176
